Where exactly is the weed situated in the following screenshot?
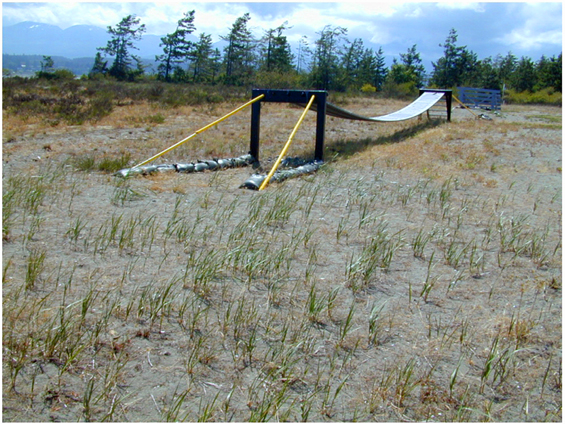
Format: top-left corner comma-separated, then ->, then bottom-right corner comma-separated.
346,221 -> 405,291
25,248 -> 47,290
72,154 -> 97,172
111,177 -> 144,205
97,152 -> 132,173
3,189 -> 17,241
393,357 -> 419,407
412,227 -> 432,259
420,252 -> 439,302
338,302 -> 356,343
368,301 -> 387,346
306,282 -> 327,325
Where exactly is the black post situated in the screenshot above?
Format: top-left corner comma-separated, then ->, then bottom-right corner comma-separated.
420,88 -> 452,122
315,91 -> 327,161
250,98 -> 261,160
445,91 -> 452,122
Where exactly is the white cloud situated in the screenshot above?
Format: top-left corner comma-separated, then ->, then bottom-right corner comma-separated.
2,2 -> 561,61
333,2 -> 402,18
496,28 -> 562,50
436,2 -> 485,12
494,3 -> 562,51
3,2 -> 141,29
406,7 -> 423,18
368,28 -> 399,46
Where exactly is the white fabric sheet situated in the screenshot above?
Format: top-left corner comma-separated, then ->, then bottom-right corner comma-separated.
325,91 -> 445,122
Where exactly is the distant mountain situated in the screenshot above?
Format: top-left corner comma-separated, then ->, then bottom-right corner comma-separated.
3,54 -> 96,76
3,21 -> 230,76
4,21 -> 107,58
3,21 -> 166,59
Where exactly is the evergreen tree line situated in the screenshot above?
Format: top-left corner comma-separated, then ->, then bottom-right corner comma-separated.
90,12 -> 561,95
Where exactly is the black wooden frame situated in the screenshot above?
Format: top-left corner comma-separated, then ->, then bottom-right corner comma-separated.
250,89 -> 327,161
250,88 -> 452,162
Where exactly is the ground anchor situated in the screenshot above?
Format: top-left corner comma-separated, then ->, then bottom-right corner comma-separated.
115,154 -> 256,178
240,159 -> 323,190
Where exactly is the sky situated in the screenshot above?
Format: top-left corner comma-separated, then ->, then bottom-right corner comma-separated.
2,1 -> 563,67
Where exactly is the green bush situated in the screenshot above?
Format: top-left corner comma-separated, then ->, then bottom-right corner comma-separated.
505,88 -> 562,105
35,69 -> 76,80
254,71 -> 306,90
381,81 -> 418,99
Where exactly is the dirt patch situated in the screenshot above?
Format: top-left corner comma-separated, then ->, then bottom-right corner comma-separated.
3,98 -> 562,421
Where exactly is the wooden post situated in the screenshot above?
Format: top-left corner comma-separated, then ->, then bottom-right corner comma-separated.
250,100 -> 261,160
315,91 -> 327,161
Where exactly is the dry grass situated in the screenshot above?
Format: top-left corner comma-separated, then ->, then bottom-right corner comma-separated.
2,96 -> 562,422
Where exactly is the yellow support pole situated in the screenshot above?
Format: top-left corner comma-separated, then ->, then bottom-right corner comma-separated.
258,94 -> 316,191
132,94 -> 265,169
452,94 -> 481,119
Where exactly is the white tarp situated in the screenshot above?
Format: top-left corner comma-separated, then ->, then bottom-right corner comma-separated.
325,91 -> 445,122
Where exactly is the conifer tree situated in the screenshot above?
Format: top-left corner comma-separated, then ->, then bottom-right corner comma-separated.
310,25 -> 347,90
399,44 -> 426,87
496,52 -> 517,90
190,33 -> 215,83
296,36 -> 311,73
98,15 -> 146,81
156,11 -> 196,82
511,57 -> 536,92
430,28 -> 477,88
372,47 -> 388,90
222,13 -> 256,85
260,22 -> 294,73
474,57 -> 502,89
341,38 -> 365,88
89,52 -> 108,77
535,54 -> 562,92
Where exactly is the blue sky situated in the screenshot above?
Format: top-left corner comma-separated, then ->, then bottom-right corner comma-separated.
2,2 -> 562,66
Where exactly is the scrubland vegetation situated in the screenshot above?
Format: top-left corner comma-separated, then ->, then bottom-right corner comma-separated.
2,77 -> 562,422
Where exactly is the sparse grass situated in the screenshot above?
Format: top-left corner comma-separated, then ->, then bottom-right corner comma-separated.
70,151 -> 132,173
2,98 -> 561,422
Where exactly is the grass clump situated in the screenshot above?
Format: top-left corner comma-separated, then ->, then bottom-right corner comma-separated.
97,152 -> 132,173
70,152 -> 132,173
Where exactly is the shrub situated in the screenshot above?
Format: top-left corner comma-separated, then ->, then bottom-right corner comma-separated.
254,71 -> 306,90
361,83 -> 377,93
86,92 -> 115,121
505,88 -> 562,105
53,69 -> 76,80
35,69 -> 76,80
381,81 -> 418,99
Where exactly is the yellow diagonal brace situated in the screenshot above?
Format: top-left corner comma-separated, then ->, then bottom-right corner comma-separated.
132,94 -> 265,169
258,95 -> 316,191
452,94 -> 480,119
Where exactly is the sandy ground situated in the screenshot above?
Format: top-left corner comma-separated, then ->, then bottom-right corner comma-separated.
2,97 -> 562,421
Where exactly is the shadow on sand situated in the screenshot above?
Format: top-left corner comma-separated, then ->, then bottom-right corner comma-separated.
309,119 -> 446,162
